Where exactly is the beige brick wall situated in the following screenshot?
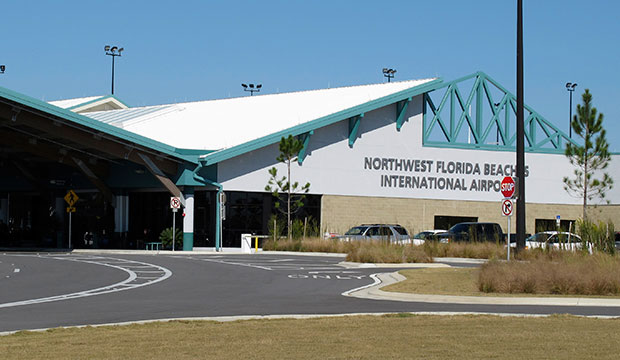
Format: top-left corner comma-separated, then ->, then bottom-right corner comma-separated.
321,195 -> 620,235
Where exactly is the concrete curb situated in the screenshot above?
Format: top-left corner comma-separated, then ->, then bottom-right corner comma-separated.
259,251 -> 347,258
7,310 -> 620,336
69,249 -> 350,257
339,261 -> 449,268
345,271 -> 620,307
72,249 -> 247,255
67,249 -> 349,257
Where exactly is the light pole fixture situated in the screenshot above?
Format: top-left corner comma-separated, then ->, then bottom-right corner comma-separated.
382,68 -> 396,82
516,0 -> 526,250
566,82 -> 577,138
241,83 -> 262,96
104,45 -> 124,94
0,65 -> 5,74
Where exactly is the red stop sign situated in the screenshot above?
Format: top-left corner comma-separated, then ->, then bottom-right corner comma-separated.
501,177 -> 516,198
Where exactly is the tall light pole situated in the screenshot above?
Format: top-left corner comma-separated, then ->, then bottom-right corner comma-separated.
104,45 -> 124,94
516,0 -> 526,250
566,82 -> 577,138
382,68 -> 396,82
241,83 -> 262,96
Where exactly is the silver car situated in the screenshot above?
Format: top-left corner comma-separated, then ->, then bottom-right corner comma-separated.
341,224 -> 410,244
524,231 -> 591,253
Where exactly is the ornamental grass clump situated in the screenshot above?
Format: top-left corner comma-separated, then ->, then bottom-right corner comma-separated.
576,218 -> 616,254
262,237 -> 353,253
478,252 -> 620,296
345,241 -> 432,263
422,241 -> 505,259
263,238 -> 432,263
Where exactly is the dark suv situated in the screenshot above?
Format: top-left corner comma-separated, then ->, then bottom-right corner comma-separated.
432,222 -> 504,243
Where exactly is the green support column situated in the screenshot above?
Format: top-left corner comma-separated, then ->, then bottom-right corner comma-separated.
216,187 -> 223,251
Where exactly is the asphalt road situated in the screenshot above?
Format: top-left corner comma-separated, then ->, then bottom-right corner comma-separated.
1,252 -> 620,332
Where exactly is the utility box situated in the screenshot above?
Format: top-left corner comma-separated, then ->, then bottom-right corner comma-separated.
241,233 -> 252,254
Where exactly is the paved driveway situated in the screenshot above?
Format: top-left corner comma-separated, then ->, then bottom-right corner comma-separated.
1,252 -> 619,332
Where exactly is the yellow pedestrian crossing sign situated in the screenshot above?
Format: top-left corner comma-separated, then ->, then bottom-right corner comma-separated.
64,190 -> 79,206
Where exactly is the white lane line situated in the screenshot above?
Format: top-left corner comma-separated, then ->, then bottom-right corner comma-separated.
195,257 -> 273,271
0,256 -> 172,309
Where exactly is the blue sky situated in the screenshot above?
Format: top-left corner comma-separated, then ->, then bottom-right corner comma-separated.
1,1 -> 619,150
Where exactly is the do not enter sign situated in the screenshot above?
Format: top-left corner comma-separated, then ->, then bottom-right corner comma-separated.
500,176 -> 517,199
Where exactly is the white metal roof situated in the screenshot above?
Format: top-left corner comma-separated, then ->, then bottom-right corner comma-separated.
49,96 -> 104,109
49,95 -> 129,113
84,78 -> 436,150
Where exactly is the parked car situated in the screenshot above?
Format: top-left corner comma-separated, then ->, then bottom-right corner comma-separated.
431,222 -> 504,243
524,231 -> 591,252
341,224 -> 410,243
412,230 -> 446,245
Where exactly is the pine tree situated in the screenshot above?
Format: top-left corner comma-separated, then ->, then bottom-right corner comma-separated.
563,89 -> 613,220
265,135 -> 311,239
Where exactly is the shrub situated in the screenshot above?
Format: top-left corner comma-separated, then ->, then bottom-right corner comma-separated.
267,215 -> 320,241
576,218 -> 615,254
159,227 -> 182,250
422,241 -> 506,259
262,237 -> 353,253
267,214 -> 286,240
346,242 -> 432,263
263,238 -> 432,263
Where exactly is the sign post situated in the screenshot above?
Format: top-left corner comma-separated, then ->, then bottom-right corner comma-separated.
502,199 -> 514,261
64,190 -> 79,249
170,197 -> 181,251
500,177 -> 516,261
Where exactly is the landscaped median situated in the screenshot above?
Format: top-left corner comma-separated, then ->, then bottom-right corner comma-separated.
265,238 -> 620,301
376,252 -> 620,302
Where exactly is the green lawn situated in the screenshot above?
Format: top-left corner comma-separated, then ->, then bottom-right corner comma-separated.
3,315 -> 620,359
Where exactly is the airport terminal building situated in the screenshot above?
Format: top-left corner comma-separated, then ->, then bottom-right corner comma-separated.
1,71 -> 619,250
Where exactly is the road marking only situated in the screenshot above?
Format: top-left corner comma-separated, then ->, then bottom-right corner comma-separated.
0,255 -> 171,309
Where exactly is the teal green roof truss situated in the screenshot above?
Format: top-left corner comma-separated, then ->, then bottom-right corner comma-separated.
423,71 -> 577,153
